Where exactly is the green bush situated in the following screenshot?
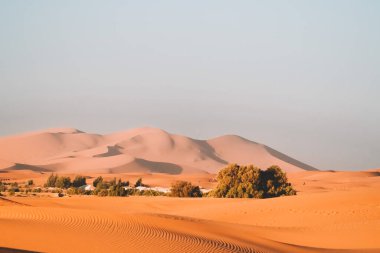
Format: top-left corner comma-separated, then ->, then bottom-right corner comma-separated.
170,181 -> 202,197
134,178 -> 143,187
211,164 -> 296,198
8,189 -> 15,196
45,173 -> 58,187
0,182 -> 6,192
72,176 -> 86,188
108,179 -> 128,196
55,176 -> 71,189
98,189 -> 108,197
66,187 -> 77,195
93,176 -> 103,187
260,165 -> 296,198
142,189 -> 166,196
32,188 -> 42,193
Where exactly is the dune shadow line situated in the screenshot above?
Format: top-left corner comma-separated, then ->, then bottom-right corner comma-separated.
0,247 -> 40,253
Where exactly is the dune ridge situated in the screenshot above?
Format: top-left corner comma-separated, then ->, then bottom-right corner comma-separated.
0,127 -> 317,174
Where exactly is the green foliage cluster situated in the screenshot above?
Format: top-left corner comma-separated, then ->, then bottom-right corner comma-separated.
72,176 -> 87,188
44,174 -> 86,189
93,178 -> 129,197
211,164 -> 296,198
6,182 -> 20,195
0,181 -> 6,192
170,181 -> 202,197
70,177 -> 163,197
67,187 -> 91,195
92,176 -> 103,187
32,188 -> 42,193
55,176 -> 71,189
126,188 -> 166,196
45,174 -> 58,187
134,178 -> 143,187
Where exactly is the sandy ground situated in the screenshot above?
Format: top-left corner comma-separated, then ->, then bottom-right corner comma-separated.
1,170 -> 379,253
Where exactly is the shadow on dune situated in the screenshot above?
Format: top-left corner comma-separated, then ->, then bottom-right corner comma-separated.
4,163 -> 51,172
93,145 -> 123,157
0,197 -> 30,206
110,158 -> 183,175
0,247 -> 39,253
264,146 -> 318,171
194,140 -> 228,165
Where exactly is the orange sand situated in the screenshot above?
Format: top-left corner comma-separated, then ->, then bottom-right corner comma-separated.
1,170 -> 379,253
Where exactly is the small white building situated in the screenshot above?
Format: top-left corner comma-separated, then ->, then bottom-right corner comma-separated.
83,185 -> 94,191
135,186 -> 148,191
151,187 -> 171,194
200,188 -> 212,194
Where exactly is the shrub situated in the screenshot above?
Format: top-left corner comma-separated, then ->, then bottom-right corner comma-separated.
125,188 -> 140,196
33,188 -> 42,193
121,180 -> 129,187
93,176 -> 103,187
77,187 -> 86,195
98,189 -> 108,197
66,187 -> 77,195
45,173 -> 58,187
260,165 -> 296,198
0,182 -> 6,192
72,176 -> 86,188
142,189 -> 166,196
170,181 -> 202,197
8,189 -> 15,196
27,180 -> 34,186
211,164 -> 296,198
55,176 -> 71,189
108,179 -> 128,196
134,178 -> 143,187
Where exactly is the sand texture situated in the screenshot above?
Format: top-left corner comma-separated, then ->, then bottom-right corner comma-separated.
0,170 -> 379,253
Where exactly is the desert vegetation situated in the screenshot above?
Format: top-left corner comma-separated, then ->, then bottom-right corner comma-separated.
170,181 -> 202,197
45,174 -> 87,189
210,164 -> 296,198
0,165 -> 295,199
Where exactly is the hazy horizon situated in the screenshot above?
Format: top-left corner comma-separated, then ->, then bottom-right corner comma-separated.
1,1 -> 379,171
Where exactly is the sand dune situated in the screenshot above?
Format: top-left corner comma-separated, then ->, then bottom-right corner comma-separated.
0,127 -> 317,174
3,128 -> 378,252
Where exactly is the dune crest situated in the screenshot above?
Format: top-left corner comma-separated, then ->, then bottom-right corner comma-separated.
0,127 -> 317,174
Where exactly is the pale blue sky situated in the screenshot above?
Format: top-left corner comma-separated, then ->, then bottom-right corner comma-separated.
0,0 -> 379,170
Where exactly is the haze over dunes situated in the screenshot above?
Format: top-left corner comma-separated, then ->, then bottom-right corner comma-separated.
0,127 -> 317,174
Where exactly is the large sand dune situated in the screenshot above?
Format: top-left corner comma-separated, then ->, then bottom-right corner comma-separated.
0,127 -> 317,174
0,128 -> 378,253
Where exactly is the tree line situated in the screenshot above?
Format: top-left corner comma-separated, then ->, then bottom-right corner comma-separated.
4,164 -> 296,199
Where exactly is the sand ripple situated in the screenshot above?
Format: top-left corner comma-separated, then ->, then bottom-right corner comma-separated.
0,206 -> 264,253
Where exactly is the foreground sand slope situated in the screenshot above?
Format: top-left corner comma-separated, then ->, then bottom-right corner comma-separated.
0,170 -> 379,253
0,127 -> 317,174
